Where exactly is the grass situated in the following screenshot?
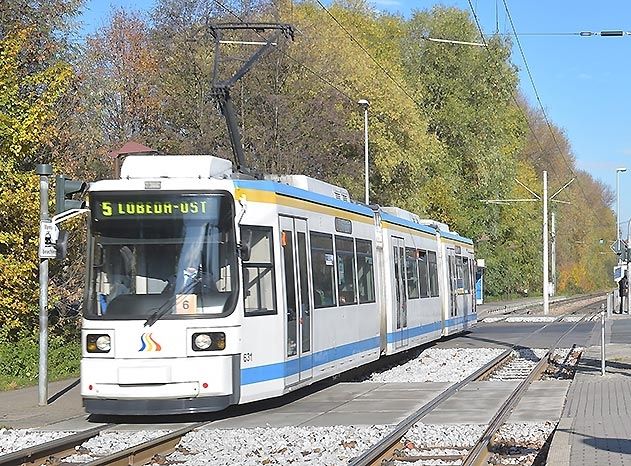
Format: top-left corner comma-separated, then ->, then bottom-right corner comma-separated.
0,331 -> 81,392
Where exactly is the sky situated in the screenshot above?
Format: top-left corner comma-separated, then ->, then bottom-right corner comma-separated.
79,0 -> 631,236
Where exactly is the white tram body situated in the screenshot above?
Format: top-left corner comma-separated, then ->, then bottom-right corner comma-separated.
81,155 -> 476,415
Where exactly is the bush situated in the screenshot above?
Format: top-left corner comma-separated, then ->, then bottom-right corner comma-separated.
0,324 -> 80,389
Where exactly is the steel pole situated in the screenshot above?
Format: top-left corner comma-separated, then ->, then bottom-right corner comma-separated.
627,220 -> 630,313
601,305 -> 606,376
363,106 -> 369,205
543,171 -> 549,315
617,171 -> 621,243
36,164 -> 51,406
551,211 -> 556,297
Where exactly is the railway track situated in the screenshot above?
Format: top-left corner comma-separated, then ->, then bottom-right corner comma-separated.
479,292 -> 603,321
0,298 -> 602,466
348,300 -> 600,466
0,422 -> 206,466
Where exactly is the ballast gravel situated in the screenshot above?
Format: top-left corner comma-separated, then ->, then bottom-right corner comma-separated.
403,423 -> 486,449
167,425 -> 391,465
0,428 -> 72,454
490,421 -> 556,465
364,348 -> 505,383
64,430 -> 170,463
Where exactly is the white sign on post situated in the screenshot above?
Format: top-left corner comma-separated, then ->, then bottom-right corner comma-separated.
38,221 -> 59,259
611,239 -> 627,255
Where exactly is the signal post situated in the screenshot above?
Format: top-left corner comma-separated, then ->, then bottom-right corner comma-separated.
36,166 -> 87,406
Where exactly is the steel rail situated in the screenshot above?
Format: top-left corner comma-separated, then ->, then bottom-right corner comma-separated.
83,421 -> 208,466
347,348 -> 514,466
479,292 -> 603,319
461,308 -> 599,466
350,296 -> 602,466
0,424 -> 111,466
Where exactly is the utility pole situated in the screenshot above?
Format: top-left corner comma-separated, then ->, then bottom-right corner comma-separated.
543,171 -> 549,315
627,220 -> 630,313
483,170 -> 573,315
358,99 -> 370,205
551,211 -> 556,296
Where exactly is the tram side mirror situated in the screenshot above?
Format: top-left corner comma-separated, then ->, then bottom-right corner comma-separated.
55,229 -> 69,260
239,229 -> 253,262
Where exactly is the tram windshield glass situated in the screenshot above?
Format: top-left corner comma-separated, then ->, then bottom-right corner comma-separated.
84,192 -> 238,320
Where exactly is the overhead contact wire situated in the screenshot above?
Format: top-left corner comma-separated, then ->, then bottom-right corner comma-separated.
499,0 -> 608,225
466,0 -> 603,229
314,0 -> 424,108
212,0 -> 356,104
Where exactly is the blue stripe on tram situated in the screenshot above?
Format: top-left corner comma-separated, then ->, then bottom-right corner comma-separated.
241,313 -> 476,385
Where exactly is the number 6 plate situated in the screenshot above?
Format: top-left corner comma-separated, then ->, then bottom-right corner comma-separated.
176,294 -> 198,314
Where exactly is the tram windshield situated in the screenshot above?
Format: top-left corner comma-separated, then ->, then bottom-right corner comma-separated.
84,192 -> 238,320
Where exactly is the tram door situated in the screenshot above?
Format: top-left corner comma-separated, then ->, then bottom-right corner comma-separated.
392,237 -> 409,348
448,252 -> 458,317
280,216 -> 313,386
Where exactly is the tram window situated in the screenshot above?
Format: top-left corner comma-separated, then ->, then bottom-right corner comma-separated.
241,227 -> 276,316
418,250 -> 429,298
462,257 -> 470,293
335,218 -> 352,234
336,236 -> 357,305
310,232 -> 336,308
356,239 -> 375,303
456,256 -> 464,291
428,251 -> 439,297
406,248 -> 420,299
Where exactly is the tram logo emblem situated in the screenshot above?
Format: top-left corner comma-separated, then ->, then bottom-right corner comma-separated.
139,333 -> 162,352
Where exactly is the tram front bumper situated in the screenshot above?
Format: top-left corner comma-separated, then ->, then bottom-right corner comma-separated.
81,354 -> 241,414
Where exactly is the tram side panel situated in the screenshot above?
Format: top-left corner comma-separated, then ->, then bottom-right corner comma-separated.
307,211 -> 381,378
440,237 -> 477,337
405,232 -> 444,349
238,199 -> 287,404
380,224 -> 443,356
236,184 -> 380,403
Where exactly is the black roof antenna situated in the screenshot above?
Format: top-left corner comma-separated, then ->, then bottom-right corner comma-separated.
209,23 -> 295,174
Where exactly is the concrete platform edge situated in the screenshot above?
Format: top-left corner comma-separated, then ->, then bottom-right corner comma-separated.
546,417 -> 572,466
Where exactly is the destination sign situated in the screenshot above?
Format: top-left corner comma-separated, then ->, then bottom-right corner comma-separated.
92,195 -> 222,220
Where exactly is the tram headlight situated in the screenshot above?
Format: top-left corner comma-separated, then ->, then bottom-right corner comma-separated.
192,332 -> 226,351
194,334 -> 212,350
87,334 -> 111,353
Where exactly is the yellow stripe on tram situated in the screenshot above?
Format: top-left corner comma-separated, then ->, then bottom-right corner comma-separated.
235,187 -> 374,224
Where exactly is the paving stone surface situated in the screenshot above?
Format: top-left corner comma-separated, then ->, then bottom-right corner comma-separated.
547,317 -> 631,465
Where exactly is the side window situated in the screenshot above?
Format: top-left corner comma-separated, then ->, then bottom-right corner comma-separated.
418,250 -> 429,298
356,239 -> 375,303
428,251 -> 439,297
456,256 -> 464,291
336,236 -> 357,305
241,227 -> 276,316
310,232 -> 336,308
406,248 -> 420,299
463,257 -> 470,294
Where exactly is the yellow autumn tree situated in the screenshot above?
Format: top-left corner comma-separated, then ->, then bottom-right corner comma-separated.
0,28 -> 73,331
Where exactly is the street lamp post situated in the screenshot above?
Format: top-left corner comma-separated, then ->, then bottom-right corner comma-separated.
358,99 -> 370,205
617,167 -> 627,243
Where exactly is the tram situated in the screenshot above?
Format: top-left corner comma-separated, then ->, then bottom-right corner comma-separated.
81,154 -> 476,415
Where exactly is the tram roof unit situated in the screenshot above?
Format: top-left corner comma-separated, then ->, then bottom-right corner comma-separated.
264,174 -> 350,202
380,206 -> 473,246
120,155 -> 233,179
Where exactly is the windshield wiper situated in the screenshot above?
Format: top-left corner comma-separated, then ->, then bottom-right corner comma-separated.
144,277 -> 201,327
